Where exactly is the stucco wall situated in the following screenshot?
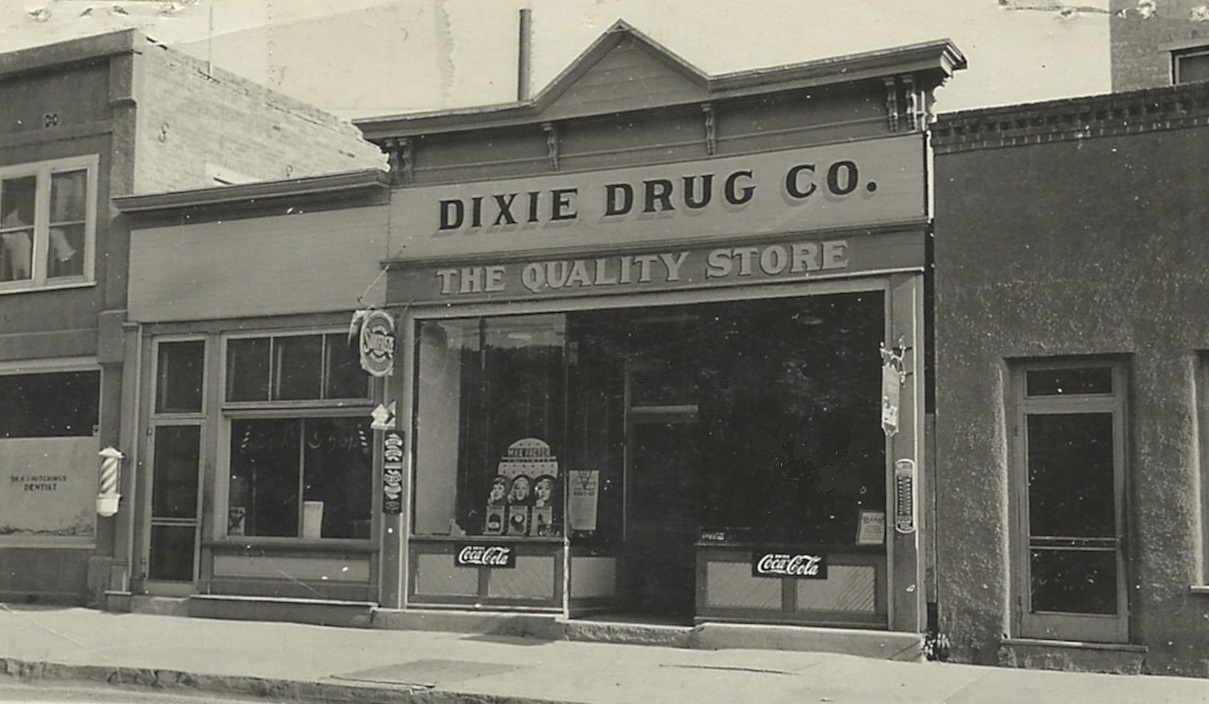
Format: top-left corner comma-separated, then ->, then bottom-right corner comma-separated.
933,123 -> 1209,676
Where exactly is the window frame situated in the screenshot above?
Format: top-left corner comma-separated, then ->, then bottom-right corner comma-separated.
144,336 -> 209,587
1194,353 -> 1209,589
218,329 -> 376,545
1009,359 -> 1130,643
0,357 -> 101,548
0,155 -> 99,293
1170,43 -> 1209,85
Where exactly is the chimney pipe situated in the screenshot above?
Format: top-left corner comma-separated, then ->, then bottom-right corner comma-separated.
518,8 -> 532,101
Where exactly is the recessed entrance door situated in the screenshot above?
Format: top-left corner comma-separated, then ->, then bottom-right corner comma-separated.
624,411 -> 701,619
1013,364 -> 1128,642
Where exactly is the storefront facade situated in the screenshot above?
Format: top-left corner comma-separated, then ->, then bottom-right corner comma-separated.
113,172 -> 391,622
359,23 -> 964,634
932,82 -> 1209,676
0,31 -> 383,606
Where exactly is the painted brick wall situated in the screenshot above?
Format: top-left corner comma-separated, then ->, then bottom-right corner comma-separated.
132,39 -> 384,195
1111,0 -> 1209,90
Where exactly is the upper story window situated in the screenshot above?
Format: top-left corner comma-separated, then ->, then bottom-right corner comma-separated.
1172,45 -> 1209,84
0,156 -> 98,292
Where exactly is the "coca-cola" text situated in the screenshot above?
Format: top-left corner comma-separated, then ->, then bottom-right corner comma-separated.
751,551 -> 828,579
455,544 -> 516,568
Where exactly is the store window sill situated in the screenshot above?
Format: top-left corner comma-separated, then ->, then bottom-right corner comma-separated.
1191,585 -> 1209,596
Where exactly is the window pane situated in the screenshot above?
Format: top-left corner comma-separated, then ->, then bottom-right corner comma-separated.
50,170 -> 86,222
46,224 -> 84,279
1027,413 -> 1115,538
0,372 -> 99,438
414,319 -> 478,536
302,417 -> 372,538
227,338 -> 270,401
151,425 -> 200,519
148,524 -> 195,582
0,229 -> 33,282
1031,548 -> 1118,614
0,176 -> 35,283
274,335 -> 322,401
157,341 -> 204,414
1,176 -> 36,229
1026,367 -> 1112,396
229,418 -> 300,537
1177,52 -> 1209,83
324,333 -> 368,399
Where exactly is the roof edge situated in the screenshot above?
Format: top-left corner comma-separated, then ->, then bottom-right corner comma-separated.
0,29 -> 141,78
354,33 -> 964,138
113,169 -> 391,214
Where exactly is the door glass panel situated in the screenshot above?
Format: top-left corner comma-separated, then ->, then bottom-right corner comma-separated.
156,341 -> 204,414
1026,368 -> 1112,397
151,426 -> 200,519
148,524 -> 195,581
1030,548 -> 1118,614
1026,413 -> 1115,538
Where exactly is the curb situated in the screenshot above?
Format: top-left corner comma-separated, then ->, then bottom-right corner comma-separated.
0,657 -> 576,704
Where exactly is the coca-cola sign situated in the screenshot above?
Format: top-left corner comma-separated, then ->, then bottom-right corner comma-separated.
751,550 -> 828,579
455,543 -> 516,569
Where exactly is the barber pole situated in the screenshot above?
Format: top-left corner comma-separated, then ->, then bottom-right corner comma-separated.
97,447 -> 123,517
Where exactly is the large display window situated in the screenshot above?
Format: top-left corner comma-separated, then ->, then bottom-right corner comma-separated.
412,292 -> 886,550
223,332 -> 373,541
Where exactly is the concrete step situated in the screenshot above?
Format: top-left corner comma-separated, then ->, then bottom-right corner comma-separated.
371,607 -> 923,660
188,594 -> 374,629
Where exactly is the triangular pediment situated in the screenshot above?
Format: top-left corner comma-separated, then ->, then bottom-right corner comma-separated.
533,20 -> 711,120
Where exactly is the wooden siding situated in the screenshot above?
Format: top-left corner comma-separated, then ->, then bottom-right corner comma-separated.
128,205 -> 389,323
540,40 -> 707,122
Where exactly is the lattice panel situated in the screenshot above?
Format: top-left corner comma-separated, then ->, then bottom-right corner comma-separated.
415,553 -> 478,596
795,565 -> 877,613
705,561 -> 781,609
487,556 -> 555,599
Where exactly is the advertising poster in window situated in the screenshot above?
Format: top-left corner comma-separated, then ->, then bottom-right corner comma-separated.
569,469 -> 599,532
489,437 -> 560,537
0,438 -> 97,539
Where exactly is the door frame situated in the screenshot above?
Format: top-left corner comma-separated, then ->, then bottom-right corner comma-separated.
1009,360 -> 1129,643
138,334 -> 209,596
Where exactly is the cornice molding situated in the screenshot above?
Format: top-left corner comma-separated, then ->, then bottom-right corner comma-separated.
932,81 -> 1209,154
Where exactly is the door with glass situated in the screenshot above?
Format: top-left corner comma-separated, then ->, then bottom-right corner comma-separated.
143,339 -> 206,594
1012,364 -> 1128,642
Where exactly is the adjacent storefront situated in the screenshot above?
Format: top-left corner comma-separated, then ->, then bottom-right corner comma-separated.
361,23 -> 964,633
115,172 -> 391,612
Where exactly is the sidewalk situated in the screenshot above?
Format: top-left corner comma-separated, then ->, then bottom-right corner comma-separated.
1,605 -> 1207,704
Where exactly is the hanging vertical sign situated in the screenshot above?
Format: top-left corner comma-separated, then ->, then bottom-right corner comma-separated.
382,430 -> 404,515
880,341 -> 906,437
358,309 -> 396,377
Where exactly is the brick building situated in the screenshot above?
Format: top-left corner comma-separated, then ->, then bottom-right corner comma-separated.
0,30 -> 383,606
1111,0 -> 1209,90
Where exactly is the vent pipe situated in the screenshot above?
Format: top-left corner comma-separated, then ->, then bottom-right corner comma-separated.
518,8 -> 532,101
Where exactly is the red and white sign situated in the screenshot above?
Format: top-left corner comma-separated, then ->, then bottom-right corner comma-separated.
455,543 -> 516,568
751,551 -> 828,579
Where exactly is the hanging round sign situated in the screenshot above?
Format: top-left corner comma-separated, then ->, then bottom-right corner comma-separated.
359,310 -> 396,377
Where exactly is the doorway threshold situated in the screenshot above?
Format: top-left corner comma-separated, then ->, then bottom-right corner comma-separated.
564,614 -> 696,648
